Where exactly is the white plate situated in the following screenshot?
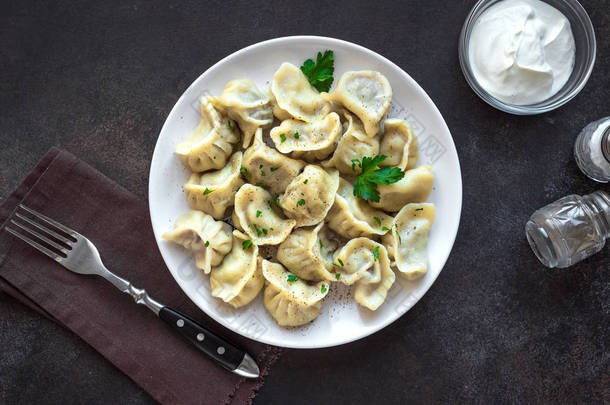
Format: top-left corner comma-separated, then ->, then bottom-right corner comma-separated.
149,36 -> 462,349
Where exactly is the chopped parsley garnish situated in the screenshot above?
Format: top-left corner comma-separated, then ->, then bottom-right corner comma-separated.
297,199 -> 306,207
319,239 -> 323,249
253,223 -> 263,236
256,182 -> 266,189
240,167 -> 250,180
260,169 -> 266,177
294,132 -> 300,139
300,50 -> 334,92
382,226 -> 390,232
259,164 -> 263,169
352,155 -> 405,202
321,284 -> 327,294
274,197 -> 281,207
287,274 -> 298,283
304,179 -> 308,184
256,210 -> 262,218
415,207 -> 424,211
242,239 -> 253,250
280,133 -> 287,143
266,200 -> 273,209
204,241 -> 210,247
234,186 -> 241,192
262,228 -> 268,235
227,120 -> 235,132
373,246 -> 379,261
335,273 -> 341,280
373,216 -> 381,226
270,167 -> 279,172
337,258 -> 344,267
203,188 -> 213,195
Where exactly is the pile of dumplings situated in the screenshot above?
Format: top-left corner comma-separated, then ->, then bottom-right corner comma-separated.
163,61 -> 436,327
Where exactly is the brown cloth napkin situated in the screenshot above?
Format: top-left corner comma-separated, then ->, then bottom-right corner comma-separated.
0,148 -> 281,405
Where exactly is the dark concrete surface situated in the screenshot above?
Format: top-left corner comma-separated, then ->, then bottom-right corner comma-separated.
1,0 -> 608,404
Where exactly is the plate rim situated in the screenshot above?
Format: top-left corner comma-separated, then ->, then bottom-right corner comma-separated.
149,35 -> 463,349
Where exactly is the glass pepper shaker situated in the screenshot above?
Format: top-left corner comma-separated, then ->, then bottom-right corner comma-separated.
525,191 -> 610,268
574,117 -> 610,182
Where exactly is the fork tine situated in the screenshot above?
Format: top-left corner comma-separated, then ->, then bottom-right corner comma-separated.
5,226 -> 63,262
10,219 -> 70,254
15,213 -> 74,246
18,204 -> 78,238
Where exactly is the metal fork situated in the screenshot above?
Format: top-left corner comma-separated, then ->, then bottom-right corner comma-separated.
5,204 -> 259,378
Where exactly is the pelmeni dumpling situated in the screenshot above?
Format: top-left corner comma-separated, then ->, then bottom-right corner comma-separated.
279,165 -> 339,227
176,98 -> 239,172
270,62 -> 330,122
162,210 -> 232,274
184,152 -> 245,219
233,184 -> 296,245
327,177 -> 393,238
323,71 -> 392,137
270,113 -> 342,162
370,165 -> 434,212
332,237 -> 378,285
210,230 -> 264,308
262,260 -> 329,326
352,242 -> 395,311
382,203 -> 435,280
242,128 -> 306,196
322,111 -> 380,174
276,222 -> 337,281
379,119 -> 419,171
210,79 -> 273,148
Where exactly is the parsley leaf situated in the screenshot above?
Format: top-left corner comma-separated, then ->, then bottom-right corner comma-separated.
256,210 -> 262,218
204,240 -> 210,247
300,50 -> 335,92
373,216 -> 381,226
337,258 -> 344,267
319,239 -> 323,249
382,226 -> 390,232
280,133 -> 286,143
242,239 -> 253,250
415,207 -> 424,211
352,155 -> 405,202
203,188 -> 213,195
287,274 -> 298,283
270,167 -> 279,172
297,198 -> 306,207
303,179 -> 308,184
373,246 -> 379,261
321,284 -> 327,294
335,273 -> 341,280
240,167 -> 250,181
294,132 -> 300,139
227,120 -> 234,132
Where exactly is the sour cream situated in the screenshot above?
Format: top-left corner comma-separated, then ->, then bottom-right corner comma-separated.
468,0 -> 576,105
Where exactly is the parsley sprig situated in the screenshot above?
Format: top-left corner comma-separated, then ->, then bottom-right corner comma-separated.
300,50 -> 334,93
352,155 -> 405,203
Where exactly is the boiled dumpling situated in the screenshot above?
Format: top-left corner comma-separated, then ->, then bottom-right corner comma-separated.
370,165 -> 434,212
276,222 -> 337,281
184,152 -> 245,219
269,62 -> 330,122
210,230 -> 264,308
242,128 -> 306,196
327,177 -> 393,238
323,71 -> 392,137
332,237 -> 379,285
233,184 -> 296,245
352,242 -> 395,311
162,210 -> 232,274
262,260 -> 329,326
382,203 -> 435,280
379,119 -> 418,171
210,79 -> 273,148
176,98 -> 239,172
322,111 -> 380,174
270,113 -> 342,162
279,165 -> 339,227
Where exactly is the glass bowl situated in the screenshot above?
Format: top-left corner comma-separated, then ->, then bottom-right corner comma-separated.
458,0 -> 596,115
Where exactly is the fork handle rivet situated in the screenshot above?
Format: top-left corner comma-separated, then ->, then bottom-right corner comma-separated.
176,319 -> 185,327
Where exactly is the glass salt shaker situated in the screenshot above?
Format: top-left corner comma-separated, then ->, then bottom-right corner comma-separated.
525,191 -> 610,268
574,117 -> 610,182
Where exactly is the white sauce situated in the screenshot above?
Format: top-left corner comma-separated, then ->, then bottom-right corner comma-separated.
469,0 -> 576,105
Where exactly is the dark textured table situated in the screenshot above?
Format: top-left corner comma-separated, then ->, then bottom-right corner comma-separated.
1,1 -> 608,404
